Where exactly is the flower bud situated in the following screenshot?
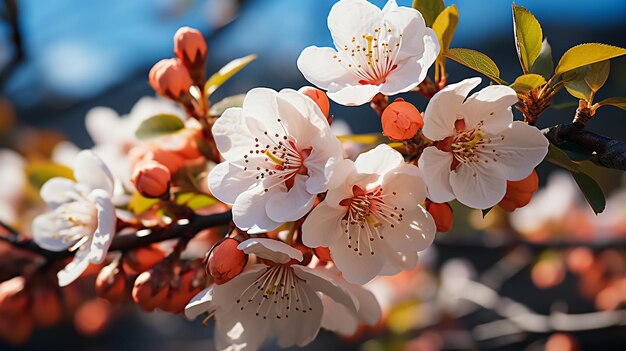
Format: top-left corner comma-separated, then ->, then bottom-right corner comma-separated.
31,285 -> 62,327
132,265 -> 170,312
74,299 -> 111,337
149,58 -> 194,101
132,160 -> 171,198
159,128 -> 202,160
143,148 -> 185,174
498,170 -> 539,212
96,261 -> 128,303
314,246 -> 333,263
207,238 -> 247,285
299,86 -> 330,118
381,98 -> 423,141
162,268 -> 203,314
425,199 -> 453,232
122,244 -> 166,274
0,276 -> 29,315
174,26 -> 207,87
0,314 -> 32,346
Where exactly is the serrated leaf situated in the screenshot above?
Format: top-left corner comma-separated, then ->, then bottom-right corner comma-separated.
446,48 -> 505,84
412,0 -> 444,27
531,39 -> 554,79
432,5 -> 458,56
544,144 -> 581,172
584,61 -> 610,92
570,171 -> 605,214
563,69 -> 593,101
510,74 -> 547,95
128,192 -> 159,215
597,97 -> 626,110
25,161 -> 74,191
204,54 -> 256,97
209,94 -> 246,117
555,43 -> 626,75
135,114 -> 185,140
512,4 -> 543,74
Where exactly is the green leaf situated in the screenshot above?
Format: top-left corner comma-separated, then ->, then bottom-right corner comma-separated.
412,0 -> 444,27
510,74 -> 547,95
512,4 -> 543,74
204,54 -> 257,97
446,48 -> 505,84
544,144 -> 581,172
570,171 -> 606,214
554,43 -> 626,75
25,161 -> 74,191
135,114 -> 185,140
432,5 -> 458,56
531,39 -> 554,79
597,97 -> 626,110
176,192 -> 217,211
562,61 -> 610,101
209,94 -> 246,117
584,60 -> 610,92
128,192 -> 159,215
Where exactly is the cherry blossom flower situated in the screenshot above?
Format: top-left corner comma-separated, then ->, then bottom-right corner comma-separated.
301,144 -> 436,284
418,78 -> 549,209
185,238 -> 380,351
208,88 -> 343,233
297,0 -> 439,106
32,150 -> 116,287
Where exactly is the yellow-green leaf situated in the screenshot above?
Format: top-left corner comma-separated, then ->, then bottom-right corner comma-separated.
432,5 -> 458,56
512,4 -> 543,74
562,61 -> 610,101
571,171 -> 605,214
554,43 -> 626,75
544,144 -> 581,173
584,60 -> 610,92
531,39 -> 554,79
128,192 -> 159,215
598,97 -> 626,110
412,0 -> 444,27
446,48 -> 505,84
135,114 -> 185,140
176,192 -> 217,211
209,94 -> 246,117
25,161 -> 74,191
337,134 -> 385,145
510,74 -> 547,95
204,54 -> 257,97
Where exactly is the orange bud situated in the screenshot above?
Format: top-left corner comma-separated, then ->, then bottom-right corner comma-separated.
0,314 -> 33,346
498,170 -> 539,212
149,58 -> 194,100
96,261 -> 128,303
314,246 -> 332,263
299,86 -> 330,118
425,199 -> 453,233
31,286 -> 62,327
74,299 -> 112,337
546,333 -> 579,351
162,268 -> 203,314
132,160 -> 171,198
381,98 -> 423,141
132,267 -> 170,312
174,27 -> 207,87
0,276 -> 29,315
143,148 -> 185,174
208,238 -> 246,285
123,244 -> 166,274
159,129 -> 202,160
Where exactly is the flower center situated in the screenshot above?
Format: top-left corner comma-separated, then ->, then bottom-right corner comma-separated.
333,24 -> 402,86
235,264 -> 312,320
51,198 -> 98,250
338,185 -> 404,256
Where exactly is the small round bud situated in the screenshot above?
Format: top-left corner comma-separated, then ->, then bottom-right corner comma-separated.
498,170 -> 539,212
208,238 -> 247,285
381,98 -> 423,141
299,86 -> 330,118
122,244 -> 166,275
149,58 -> 194,100
425,199 -> 453,233
0,276 -> 29,315
142,148 -> 186,174
174,26 -> 207,87
159,128 -> 202,160
132,266 -> 170,312
31,286 -> 62,327
74,299 -> 111,337
132,160 -> 171,198
96,261 -> 128,303
162,268 -> 203,314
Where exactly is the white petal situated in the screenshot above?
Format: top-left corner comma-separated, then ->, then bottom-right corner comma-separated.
301,202 -> 345,248
328,0 -> 383,50
326,158 -> 356,191
32,212 -> 73,251
379,250 -> 419,275
450,162 -> 506,209
266,175 -> 316,223
212,107 -> 256,161
320,295 -> 359,336
422,77 -> 481,141
327,83 -> 381,106
73,150 -> 114,195
232,186 -> 282,233
461,85 -> 518,133
241,87 -> 279,127
208,162 -> 256,205
297,46 -> 356,91
87,189 -> 116,264
57,245 -> 91,287
354,144 -> 403,175
329,237 -> 384,284
381,164 -> 428,206
345,283 -> 381,326
418,147 -> 455,203
293,266 -> 359,312
271,284 -> 323,348
238,238 -> 303,264
305,134 -> 344,194
382,205 -> 436,252
185,287 -> 214,320
488,122 -> 549,181
40,177 -> 80,209
85,107 -> 121,145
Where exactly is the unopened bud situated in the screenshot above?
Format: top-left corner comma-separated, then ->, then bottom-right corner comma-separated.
149,58 -> 194,101
31,286 -> 62,327
314,246 -> 333,263
299,86 -> 330,118
0,314 -> 33,346
132,160 -> 171,198
0,276 -> 29,315
159,128 -> 202,160
123,244 -> 166,274
381,98 -> 423,141
143,148 -> 186,174
425,199 -> 453,233
96,261 -> 128,303
162,267 -> 204,314
132,265 -> 170,312
174,26 -> 207,87
498,170 -> 539,212
208,238 -> 247,285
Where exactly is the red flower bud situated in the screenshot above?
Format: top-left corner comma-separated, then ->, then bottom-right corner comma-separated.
132,160 -> 171,199
207,238 -> 247,285
31,285 -> 62,327
314,246 -> 333,263
498,170 -> 539,212
122,244 -> 166,274
174,26 -> 207,87
149,58 -> 194,101
425,199 -> 453,233
381,98 -> 423,141
0,314 -> 32,346
162,267 -> 204,314
96,261 -> 128,303
0,276 -> 29,315
142,148 -> 186,174
132,265 -> 170,312
299,86 -> 330,119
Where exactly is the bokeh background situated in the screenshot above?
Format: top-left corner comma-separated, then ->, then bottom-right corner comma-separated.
1,0 -> 626,350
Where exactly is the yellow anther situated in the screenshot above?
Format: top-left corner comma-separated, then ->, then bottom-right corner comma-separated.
263,150 -> 284,165
463,130 -> 485,150
366,215 -> 382,228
